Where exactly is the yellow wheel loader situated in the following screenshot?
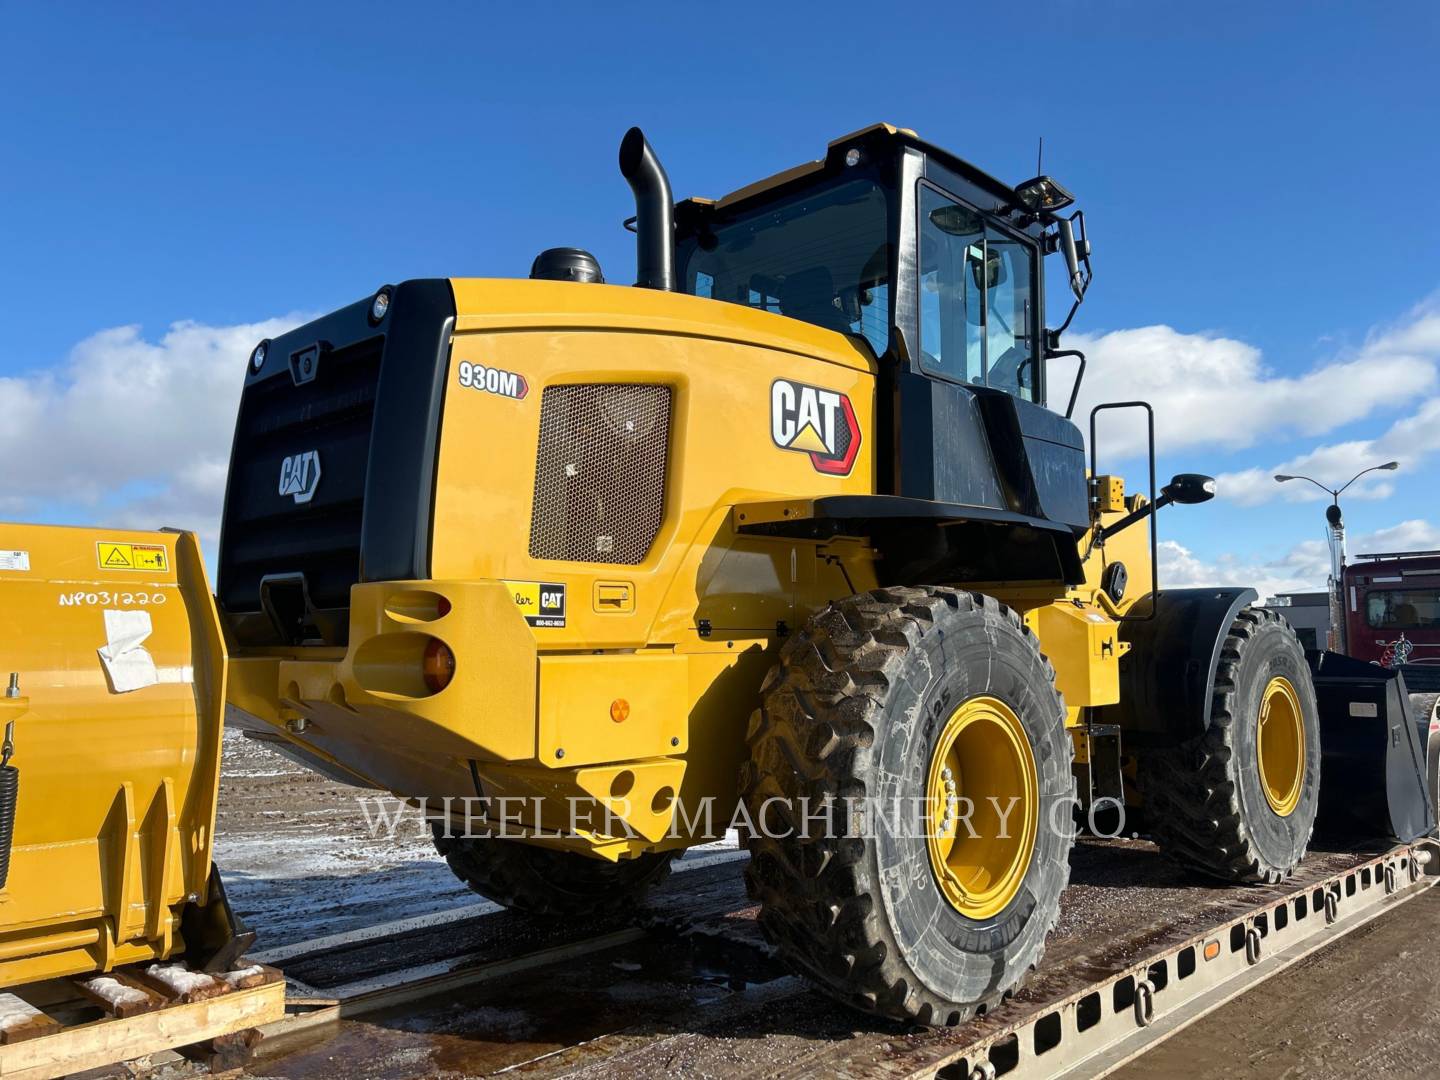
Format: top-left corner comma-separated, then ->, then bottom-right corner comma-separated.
217,125 -> 1434,1024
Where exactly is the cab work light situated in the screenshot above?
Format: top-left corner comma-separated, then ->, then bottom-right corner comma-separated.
1013,175 -> 1076,215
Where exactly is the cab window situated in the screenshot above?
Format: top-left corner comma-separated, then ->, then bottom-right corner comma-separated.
675,177 -> 892,355
918,184 -> 1037,400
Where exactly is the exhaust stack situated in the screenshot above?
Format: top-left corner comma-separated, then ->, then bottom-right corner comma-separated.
619,127 -> 676,292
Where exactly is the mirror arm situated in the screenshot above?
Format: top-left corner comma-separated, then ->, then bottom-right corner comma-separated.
1044,346 -> 1086,419
1098,491 -> 1174,544
1052,295 -> 1082,337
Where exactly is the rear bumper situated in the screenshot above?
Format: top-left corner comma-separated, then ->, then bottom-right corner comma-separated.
226,578 -> 693,857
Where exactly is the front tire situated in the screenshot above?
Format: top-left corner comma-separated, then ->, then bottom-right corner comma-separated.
740,588 -> 1074,1026
1139,607 -> 1321,882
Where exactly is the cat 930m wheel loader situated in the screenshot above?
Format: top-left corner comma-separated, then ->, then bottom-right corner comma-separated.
218,125 -> 1435,1025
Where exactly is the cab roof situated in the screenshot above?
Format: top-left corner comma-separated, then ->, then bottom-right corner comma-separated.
677,123 -> 1027,218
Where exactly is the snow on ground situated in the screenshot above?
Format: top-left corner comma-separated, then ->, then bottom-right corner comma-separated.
215,730 -> 476,950
214,729 -> 741,952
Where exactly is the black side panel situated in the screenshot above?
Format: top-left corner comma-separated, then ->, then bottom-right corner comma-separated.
895,370 -> 1007,509
361,279 -> 456,583
1096,588 -> 1257,742
971,388 -> 1089,530
1309,651 -> 1435,843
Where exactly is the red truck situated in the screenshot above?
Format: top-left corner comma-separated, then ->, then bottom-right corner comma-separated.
1344,550 -> 1440,691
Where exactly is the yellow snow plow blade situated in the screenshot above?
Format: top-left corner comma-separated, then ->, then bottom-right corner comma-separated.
0,524 -> 231,988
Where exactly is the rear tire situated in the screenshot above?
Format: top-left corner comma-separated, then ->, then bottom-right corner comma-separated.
431,826 -> 675,915
1139,607 -> 1321,883
740,588 -> 1074,1026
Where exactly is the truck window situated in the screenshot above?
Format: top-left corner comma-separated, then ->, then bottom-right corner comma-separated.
1366,588 -> 1440,629
918,184 -> 1037,401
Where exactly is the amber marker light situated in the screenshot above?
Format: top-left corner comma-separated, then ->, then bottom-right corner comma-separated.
423,639 -> 456,693
610,699 -> 631,723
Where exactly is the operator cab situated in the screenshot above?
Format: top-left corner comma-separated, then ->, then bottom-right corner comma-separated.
671,124 -> 1095,541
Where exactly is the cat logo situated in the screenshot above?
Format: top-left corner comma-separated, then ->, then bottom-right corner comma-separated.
770,379 -> 861,476
278,450 -> 323,504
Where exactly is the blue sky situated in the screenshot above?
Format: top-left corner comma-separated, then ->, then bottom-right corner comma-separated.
3,2 -> 1438,594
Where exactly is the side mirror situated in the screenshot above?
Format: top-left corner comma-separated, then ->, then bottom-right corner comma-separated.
1057,215 -> 1086,301
1097,471 -> 1216,544
1162,473 -> 1217,505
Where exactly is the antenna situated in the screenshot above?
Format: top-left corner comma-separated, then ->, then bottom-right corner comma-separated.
1037,136 -> 1043,176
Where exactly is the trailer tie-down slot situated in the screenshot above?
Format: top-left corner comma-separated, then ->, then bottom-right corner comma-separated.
922,841 -> 1439,1080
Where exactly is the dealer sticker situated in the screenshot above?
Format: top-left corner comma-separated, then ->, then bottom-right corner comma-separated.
503,580 -> 566,628
0,550 -> 29,572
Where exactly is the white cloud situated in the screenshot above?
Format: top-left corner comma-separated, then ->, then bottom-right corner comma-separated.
1160,519 -> 1440,599
0,316 -> 307,545
1354,519 -> 1440,556
1071,298 -> 1440,461
1216,394 -> 1440,506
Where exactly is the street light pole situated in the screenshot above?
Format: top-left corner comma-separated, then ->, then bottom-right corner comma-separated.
1274,461 -> 1400,654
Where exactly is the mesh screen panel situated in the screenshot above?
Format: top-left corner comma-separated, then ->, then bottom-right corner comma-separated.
528,384 -> 671,565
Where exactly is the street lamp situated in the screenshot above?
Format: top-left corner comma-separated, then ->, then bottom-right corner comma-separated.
1272,461 -> 1399,500
1273,461 -> 1400,653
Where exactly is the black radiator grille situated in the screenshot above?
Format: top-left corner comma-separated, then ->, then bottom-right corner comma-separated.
528,384 -> 671,565
219,336 -> 383,616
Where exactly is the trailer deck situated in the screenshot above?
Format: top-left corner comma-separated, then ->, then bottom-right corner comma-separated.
209,837 -> 1430,1080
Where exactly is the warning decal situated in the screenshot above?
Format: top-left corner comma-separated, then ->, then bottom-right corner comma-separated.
0,550 -> 29,572
503,580 -> 566,628
96,542 -> 169,573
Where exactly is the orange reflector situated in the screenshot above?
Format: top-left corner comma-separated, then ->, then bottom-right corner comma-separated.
610,699 -> 631,723
422,639 -> 456,693
1203,940 -> 1221,961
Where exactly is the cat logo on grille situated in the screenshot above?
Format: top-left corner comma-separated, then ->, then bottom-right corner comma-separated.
770,379 -> 861,476
278,450 -> 322,504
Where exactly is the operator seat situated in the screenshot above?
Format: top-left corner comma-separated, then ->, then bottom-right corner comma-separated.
779,267 -> 853,335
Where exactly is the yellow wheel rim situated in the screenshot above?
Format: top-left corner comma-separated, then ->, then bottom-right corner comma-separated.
925,695 -> 1039,920
1257,676 -> 1305,817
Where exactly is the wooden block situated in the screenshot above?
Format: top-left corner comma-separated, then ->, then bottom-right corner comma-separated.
0,994 -> 59,1045
218,964 -> 279,991
0,979 -> 285,1079
178,1026 -> 263,1071
131,963 -> 230,1005
72,974 -> 164,1019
